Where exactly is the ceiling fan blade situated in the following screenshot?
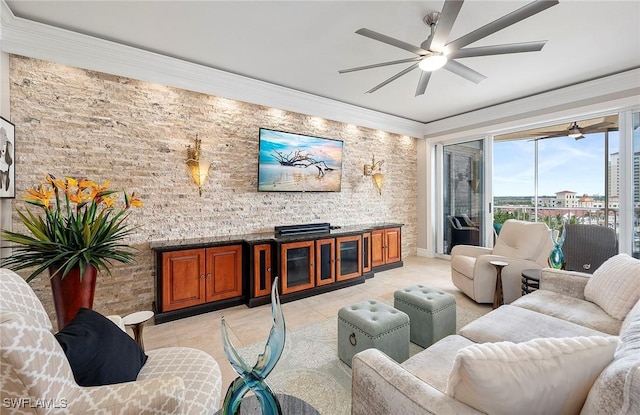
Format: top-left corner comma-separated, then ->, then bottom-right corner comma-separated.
338,57 -> 422,74
444,0 -> 558,52
535,132 -> 565,139
366,63 -> 420,93
356,28 -> 428,55
428,0 -> 465,52
581,122 -> 615,133
443,60 -> 487,83
415,71 -> 433,96
447,41 -> 547,59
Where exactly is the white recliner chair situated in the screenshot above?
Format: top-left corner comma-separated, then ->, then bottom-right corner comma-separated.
450,219 -> 554,304
0,268 -> 222,415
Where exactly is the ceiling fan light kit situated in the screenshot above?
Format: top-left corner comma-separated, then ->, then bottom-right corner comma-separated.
567,122 -> 584,138
339,0 -> 559,96
418,54 -> 448,71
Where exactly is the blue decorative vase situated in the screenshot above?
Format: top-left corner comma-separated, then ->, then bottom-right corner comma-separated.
549,220 -> 566,269
221,278 -> 285,415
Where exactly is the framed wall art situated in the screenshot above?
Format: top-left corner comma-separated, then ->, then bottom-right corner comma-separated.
0,117 -> 15,199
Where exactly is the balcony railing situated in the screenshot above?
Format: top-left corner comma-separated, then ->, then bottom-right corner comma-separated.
493,205 -> 620,230
495,205 -> 640,258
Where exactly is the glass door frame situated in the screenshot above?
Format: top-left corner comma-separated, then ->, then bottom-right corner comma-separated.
434,135 -> 493,257
618,109 -> 638,256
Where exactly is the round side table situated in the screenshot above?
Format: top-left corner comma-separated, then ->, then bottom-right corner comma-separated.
521,268 -> 541,295
122,310 -> 154,351
489,260 -> 509,309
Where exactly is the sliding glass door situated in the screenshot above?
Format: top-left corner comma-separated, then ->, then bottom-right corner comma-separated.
493,116 -> 619,237
440,140 -> 485,254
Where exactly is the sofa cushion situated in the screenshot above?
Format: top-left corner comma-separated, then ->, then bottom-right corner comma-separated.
401,335 -> 475,392
55,308 -> 148,386
446,336 -> 617,415
459,304 -> 606,344
491,220 -> 549,261
511,290 -> 622,335
450,255 -> 476,280
582,302 -> 640,414
584,254 -> 640,320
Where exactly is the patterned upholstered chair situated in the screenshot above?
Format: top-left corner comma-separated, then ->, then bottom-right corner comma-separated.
0,268 -> 222,414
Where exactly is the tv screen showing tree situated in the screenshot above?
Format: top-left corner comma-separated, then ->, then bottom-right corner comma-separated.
257,128 -> 343,192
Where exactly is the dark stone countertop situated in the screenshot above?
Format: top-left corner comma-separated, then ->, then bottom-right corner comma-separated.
149,222 -> 403,251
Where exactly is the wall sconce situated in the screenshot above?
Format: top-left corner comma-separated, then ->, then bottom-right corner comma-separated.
186,136 -> 211,196
363,156 -> 385,195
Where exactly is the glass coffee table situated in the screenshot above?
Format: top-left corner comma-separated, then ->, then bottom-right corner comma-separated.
214,394 -> 318,415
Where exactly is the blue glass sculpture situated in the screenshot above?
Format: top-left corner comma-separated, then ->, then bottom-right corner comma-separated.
549,219 -> 566,269
221,277 -> 285,415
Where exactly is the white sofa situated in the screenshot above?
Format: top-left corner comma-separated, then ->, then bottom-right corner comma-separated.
352,254 -> 640,415
0,268 -> 223,414
450,219 -> 554,304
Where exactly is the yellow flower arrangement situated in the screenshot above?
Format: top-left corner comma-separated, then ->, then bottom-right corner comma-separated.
1,174 -> 142,282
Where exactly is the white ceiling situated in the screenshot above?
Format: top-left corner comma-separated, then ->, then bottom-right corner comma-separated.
5,0 -> 640,124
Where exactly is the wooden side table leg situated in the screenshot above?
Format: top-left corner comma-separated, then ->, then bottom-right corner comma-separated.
489,261 -> 508,310
131,322 -> 145,351
493,268 -> 503,309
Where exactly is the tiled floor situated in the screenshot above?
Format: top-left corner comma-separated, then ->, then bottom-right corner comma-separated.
141,256 -> 490,388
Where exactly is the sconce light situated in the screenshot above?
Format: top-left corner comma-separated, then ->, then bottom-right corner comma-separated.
363,156 -> 385,195
186,135 -> 211,196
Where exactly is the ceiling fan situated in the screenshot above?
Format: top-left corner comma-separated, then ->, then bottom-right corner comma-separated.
339,0 -> 559,96
536,121 -> 616,140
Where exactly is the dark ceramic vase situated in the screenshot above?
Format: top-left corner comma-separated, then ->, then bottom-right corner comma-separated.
49,265 -> 97,329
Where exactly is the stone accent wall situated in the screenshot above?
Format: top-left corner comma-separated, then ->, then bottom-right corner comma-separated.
7,56 -> 418,326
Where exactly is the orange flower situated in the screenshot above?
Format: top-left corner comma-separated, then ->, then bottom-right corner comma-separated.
78,179 -> 97,189
89,180 -> 111,200
46,174 -> 66,190
24,185 -> 55,209
125,192 -> 143,209
102,195 -> 117,208
65,177 -> 78,188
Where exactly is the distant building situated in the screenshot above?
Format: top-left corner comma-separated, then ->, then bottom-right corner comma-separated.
609,151 -> 640,205
555,190 -> 578,208
578,194 -> 595,208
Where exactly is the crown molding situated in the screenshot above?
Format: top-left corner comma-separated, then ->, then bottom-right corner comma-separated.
422,68 -> 640,140
0,0 -> 424,138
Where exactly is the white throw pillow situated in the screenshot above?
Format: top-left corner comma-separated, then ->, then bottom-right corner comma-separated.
584,254 -> 640,320
445,336 -> 618,415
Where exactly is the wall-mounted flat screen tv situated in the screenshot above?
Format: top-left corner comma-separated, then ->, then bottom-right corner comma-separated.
258,128 -> 343,192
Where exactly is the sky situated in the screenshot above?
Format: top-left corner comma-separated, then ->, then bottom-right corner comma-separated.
493,131 -> 620,197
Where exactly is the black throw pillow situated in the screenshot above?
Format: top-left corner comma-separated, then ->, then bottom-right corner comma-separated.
55,308 -> 148,386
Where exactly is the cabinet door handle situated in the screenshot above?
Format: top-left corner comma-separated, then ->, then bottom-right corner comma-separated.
200,274 -> 205,279
207,273 -> 212,278
267,267 -> 271,272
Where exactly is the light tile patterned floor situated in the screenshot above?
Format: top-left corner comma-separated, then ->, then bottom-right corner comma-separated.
141,256 -> 490,389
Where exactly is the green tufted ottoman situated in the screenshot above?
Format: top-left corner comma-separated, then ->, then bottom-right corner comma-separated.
394,285 -> 456,348
338,300 -> 409,367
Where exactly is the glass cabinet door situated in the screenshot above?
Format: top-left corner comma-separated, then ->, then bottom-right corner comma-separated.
316,238 -> 335,286
336,235 -> 362,281
280,241 -> 315,294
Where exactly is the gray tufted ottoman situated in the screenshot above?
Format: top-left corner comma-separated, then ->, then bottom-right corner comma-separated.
337,300 -> 409,367
394,285 -> 456,348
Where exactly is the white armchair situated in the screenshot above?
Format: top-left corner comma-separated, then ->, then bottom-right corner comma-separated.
450,220 -> 554,304
0,268 -> 222,415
